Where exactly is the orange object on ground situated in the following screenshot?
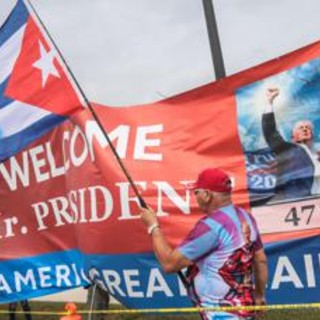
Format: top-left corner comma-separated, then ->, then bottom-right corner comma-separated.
60,302 -> 82,320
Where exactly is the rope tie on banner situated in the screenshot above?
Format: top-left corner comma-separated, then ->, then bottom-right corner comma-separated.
1,303 -> 320,316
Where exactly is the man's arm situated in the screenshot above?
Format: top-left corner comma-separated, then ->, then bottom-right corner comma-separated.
253,248 -> 268,305
140,207 -> 192,273
262,88 -> 289,153
150,228 -> 192,273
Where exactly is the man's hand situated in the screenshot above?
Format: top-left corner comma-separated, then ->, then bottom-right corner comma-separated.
255,294 -> 266,306
255,294 -> 267,318
266,87 -> 279,104
140,207 -> 158,228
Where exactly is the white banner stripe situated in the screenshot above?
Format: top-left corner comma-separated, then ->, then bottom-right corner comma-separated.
0,25 -> 26,84
0,101 -> 51,137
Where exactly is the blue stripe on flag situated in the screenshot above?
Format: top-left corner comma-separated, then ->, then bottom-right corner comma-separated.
0,112 -> 67,162
0,77 -> 14,108
0,0 -> 29,46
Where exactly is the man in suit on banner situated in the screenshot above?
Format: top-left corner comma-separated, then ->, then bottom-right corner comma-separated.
262,87 -> 320,201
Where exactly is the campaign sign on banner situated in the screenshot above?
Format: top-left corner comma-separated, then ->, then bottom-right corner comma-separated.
1,2 -> 320,306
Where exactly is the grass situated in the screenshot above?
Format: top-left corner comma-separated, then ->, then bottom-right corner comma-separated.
0,301 -> 319,320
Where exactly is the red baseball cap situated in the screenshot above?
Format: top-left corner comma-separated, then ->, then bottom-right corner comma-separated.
189,168 -> 232,193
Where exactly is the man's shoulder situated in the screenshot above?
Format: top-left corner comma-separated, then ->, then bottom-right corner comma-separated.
203,205 -> 235,229
207,204 -> 236,218
207,205 -> 254,226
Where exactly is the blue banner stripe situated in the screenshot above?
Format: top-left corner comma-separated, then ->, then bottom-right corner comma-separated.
265,235 -> 320,304
0,249 -> 87,303
82,252 -> 192,309
0,0 -> 29,47
1,236 -> 319,305
84,236 -> 320,307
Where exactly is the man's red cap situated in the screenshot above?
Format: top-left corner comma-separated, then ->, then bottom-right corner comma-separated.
190,168 -> 232,193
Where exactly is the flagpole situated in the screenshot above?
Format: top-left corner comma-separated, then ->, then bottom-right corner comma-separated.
202,0 -> 226,79
25,0 -> 147,207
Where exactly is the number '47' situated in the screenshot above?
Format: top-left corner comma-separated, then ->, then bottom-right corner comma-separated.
285,205 -> 315,226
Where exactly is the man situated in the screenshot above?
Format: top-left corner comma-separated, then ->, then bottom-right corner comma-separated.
140,168 -> 268,320
262,87 -> 320,200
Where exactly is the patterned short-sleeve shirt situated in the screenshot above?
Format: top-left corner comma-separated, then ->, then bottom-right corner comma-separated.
178,204 -> 263,319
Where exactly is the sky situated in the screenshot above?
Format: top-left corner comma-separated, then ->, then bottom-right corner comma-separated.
1,0 -> 320,107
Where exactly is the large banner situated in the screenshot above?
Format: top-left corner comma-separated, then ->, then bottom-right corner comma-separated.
1,12 -> 320,305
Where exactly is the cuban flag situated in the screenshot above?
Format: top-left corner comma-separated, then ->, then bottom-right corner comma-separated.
0,0 -> 84,162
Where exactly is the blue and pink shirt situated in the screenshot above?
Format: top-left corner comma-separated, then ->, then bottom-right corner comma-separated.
178,205 -> 263,319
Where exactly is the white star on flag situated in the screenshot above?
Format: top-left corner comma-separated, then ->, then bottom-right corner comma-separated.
32,41 -> 60,87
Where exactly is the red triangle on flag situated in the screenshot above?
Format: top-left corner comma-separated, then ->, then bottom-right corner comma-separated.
5,16 -> 83,116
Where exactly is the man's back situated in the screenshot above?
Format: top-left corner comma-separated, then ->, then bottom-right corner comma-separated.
179,204 -> 263,317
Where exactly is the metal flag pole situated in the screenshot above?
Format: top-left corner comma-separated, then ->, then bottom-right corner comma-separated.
202,0 -> 226,79
88,283 -> 97,320
25,0 -> 147,207
25,0 -> 188,288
